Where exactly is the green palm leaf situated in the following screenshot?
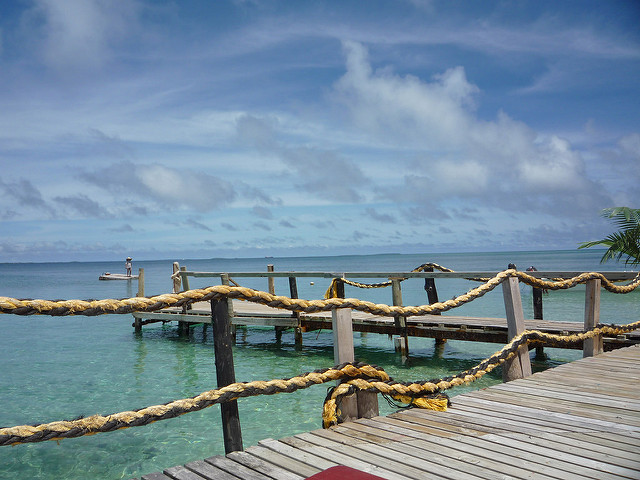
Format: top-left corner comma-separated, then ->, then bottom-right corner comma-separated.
579,207 -> 640,266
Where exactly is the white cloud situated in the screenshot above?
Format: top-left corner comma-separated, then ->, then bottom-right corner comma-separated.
334,42 -> 611,215
236,114 -> 370,203
27,0 -> 140,70
80,161 -> 237,212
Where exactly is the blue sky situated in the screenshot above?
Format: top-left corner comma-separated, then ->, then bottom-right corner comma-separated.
1,0 -> 639,262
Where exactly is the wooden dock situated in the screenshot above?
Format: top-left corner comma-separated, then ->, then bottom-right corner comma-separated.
132,266 -> 640,351
136,344 -> 640,480
133,300 -> 640,350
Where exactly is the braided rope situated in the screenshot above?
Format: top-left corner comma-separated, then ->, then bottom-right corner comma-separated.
2,319 -> 638,445
322,319 -> 640,426
324,262 -> 455,298
1,270 -> 638,318
0,363 -> 386,446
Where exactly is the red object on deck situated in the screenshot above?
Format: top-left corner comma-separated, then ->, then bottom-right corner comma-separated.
305,465 -> 387,480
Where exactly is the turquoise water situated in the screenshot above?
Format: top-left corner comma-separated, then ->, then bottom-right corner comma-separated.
0,250 -> 637,479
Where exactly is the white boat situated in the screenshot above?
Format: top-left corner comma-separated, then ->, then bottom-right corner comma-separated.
99,272 -> 139,281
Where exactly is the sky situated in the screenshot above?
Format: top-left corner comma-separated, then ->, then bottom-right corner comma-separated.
0,0 -> 639,263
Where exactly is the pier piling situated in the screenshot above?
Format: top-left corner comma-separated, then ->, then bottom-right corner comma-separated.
212,298 -> 243,454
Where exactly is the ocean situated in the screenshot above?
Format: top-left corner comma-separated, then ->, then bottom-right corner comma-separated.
0,250 -> 637,479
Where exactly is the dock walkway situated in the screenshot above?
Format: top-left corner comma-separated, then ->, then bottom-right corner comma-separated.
137,345 -> 640,480
133,300 -> 640,350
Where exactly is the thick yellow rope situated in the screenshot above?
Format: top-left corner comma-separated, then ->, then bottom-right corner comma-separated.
2,270 -> 638,318
0,268 -> 638,445
1,319 -> 637,445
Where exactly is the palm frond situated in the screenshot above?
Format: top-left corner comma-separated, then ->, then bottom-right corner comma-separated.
580,207 -> 640,266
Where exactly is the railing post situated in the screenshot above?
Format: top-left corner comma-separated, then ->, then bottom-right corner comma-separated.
136,268 -> 145,297
211,297 -> 243,453
179,266 -> 190,291
332,307 -> 358,423
502,276 -> 532,382
134,268 -> 144,333
391,277 -> 408,359
289,276 -> 303,349
526,266 -> 545,359
336,277 -> 345,299
220,274 -> 236,341
424,266 -> 446,348
331,306 -> 379,422
172,262 -> 181,293
172,262 -> 189,335
179,266 -> 192,313
267,264 -> 275,294
583,278 -> 603,357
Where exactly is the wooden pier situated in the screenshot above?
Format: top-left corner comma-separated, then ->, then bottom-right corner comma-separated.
136,344 -> 640,480
133,299 -> 640,350
132,266 -> 640,351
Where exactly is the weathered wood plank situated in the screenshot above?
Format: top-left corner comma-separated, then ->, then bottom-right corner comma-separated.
243,445 -> 321,478
281,434 -> 402,480
204,456 -> 272,480
257,438 -> 338,471
225,451 -> 304,480
449,399 -> 640,434
141,474 -> 173,480
379,413 -> 625,480
484,432 -> 640,478
183,460 -> 239,480
163,465 -> 208,480
302,429 -> 444,480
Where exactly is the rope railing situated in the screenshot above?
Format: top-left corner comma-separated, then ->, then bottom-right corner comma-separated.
324,262 -> 457,298
1,318 -> 638,446
2,269 -> 639,318
324,263 -> 640,298
0,269 -> 638,447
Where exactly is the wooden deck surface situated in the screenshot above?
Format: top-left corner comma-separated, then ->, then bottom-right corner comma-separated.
132,301 -> 640,350
136,345 -> 640,480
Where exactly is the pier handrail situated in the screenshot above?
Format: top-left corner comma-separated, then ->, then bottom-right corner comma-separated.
0,317 -> 638,446
3,269 -> 639,317
1,268 -> 638,448
177,270 -> 638,280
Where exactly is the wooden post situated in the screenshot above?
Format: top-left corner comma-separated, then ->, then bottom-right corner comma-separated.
220,274 -> 236,341
136,268 -> 145,297
134,267 -> 143,332
533,287 -> 545,359
336,278 -> 345,299
267,264 -> 275,294
172,262 -> 181,293
331,307 -> 378,421
502,276 -> 532,382
391,278 -> 408,358
289,277 -> 303,349
179,266 -> 190,291
583,278 -> 603,357
526,266 -> 544,359
424,266 -> 446,347
332,307 -> 358,423
211,298 -> 243,453
179,266 -> 192,313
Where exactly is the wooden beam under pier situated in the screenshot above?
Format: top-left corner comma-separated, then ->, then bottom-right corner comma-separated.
132,300 -> 640,350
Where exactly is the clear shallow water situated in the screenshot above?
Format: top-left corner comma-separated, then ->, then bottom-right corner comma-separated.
0,250 -> 637,479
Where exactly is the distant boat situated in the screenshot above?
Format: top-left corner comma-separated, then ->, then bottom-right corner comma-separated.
99,272 -> 139,281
